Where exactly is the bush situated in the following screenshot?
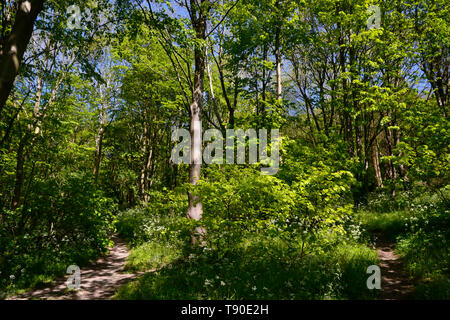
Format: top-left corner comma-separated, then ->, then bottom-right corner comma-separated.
115,189 -> 188,247
193,166 -> 296,251
0,172 -> 116,297
396,201 -> 450,299
113,165 -> 379,300
192,166 -> 354,255
115,208 -> 153,245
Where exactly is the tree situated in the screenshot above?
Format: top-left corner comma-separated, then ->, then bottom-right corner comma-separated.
0,0 -> 45,116
186,0 -> 210,238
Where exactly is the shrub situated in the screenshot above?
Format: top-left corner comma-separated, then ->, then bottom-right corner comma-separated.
0,172 -> 116,296
396,201 -> 450,299
115,188 -> 187,247
192,166 -> 354,255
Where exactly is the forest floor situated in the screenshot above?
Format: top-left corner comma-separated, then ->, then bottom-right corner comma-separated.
9,234 -> 416,300
374,233 -> 415,300
9,236 -> 141,300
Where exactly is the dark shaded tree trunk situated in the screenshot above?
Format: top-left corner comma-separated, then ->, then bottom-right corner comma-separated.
11,136 -> 26,208
0,0 -> 45,116
373,142 -> 383,188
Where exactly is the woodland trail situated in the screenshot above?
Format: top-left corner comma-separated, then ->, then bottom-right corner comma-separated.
10,236 -> 140,300
374,234 -> 415,300
9,233 -> 416,300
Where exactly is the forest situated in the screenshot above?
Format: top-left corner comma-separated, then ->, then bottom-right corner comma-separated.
0,0 -> 448,301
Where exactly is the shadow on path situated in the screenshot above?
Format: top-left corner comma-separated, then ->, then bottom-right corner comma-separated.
375,234 -> 415,300
10,236 -> 141,300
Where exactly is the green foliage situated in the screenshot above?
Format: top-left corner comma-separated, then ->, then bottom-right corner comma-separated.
358,188 -> 450,299
396,200 -> 450,299
355,210 -> 413,241
124,242 -> 181,273
189,165 -> 354,255
114,163 -> 376,300
114,234 -> 378,300
194,167 -> 295,249
395,100 -> 450,192
0,0 -> 448,301
0,172 -> 116,297
115,189 -> 188,247
115,208 -> 153,245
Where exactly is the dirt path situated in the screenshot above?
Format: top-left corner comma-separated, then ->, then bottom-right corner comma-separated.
10,237 -> 140,300
375,235 -> 415,300
9,234 -> 415,300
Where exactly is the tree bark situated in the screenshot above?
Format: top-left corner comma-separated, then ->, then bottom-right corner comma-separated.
0,0 -> 45,116
212,45 -> 234,128
275,20 -> 282,101
93,85 -> 107,182
372,142 -> 383,188
11,136 -> 25,208
206,56 -> 225,132
186,0 -> 209,243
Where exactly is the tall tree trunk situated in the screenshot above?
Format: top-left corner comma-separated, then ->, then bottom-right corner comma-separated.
394,130 -> 408,183
93,87 -> 107,182
0,0 -> 45,115
275,20 -> 282,101
262,44 -> 267,103
186,0 -> 209,243
384,126 -> 397,197
11,136 -> 26,208
422,56 -> 448,118
11,72 -> 43,208
212,44 -> 234,128
139,111 -> 154,203
338,25 -> 353,156
206,57 -> 225,132
372,142 -> 383,188
139,119 -> 149,201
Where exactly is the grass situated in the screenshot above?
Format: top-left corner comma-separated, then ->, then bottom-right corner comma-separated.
114,189 -> 449,300
114,235 -> 379,300
413,275 -> 450,300
1,260 -> 75,299
395,207 -> 450,300
354,210 -> 414,241
356,194 -> 450,300
0,244 -> 113,299
124,242 -> 182,273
